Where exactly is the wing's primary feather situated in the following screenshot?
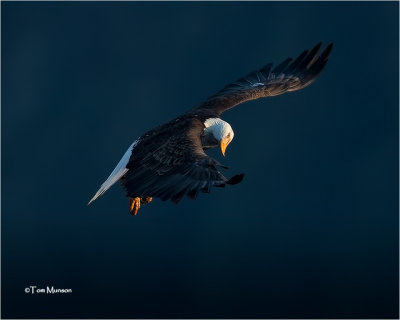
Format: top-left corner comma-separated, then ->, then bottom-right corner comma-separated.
194,42 -> 333,116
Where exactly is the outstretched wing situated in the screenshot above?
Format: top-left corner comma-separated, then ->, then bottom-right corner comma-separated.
121,118 -> 244,203
195,42 -> 333,116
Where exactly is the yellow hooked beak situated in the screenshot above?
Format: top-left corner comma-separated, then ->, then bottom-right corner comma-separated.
219,137 -> 230,156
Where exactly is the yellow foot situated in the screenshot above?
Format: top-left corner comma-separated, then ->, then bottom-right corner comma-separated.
129,197 -> 141,216
141,196 -> 153,204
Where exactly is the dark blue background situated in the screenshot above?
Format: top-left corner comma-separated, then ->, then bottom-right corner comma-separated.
2,1 -> 399,318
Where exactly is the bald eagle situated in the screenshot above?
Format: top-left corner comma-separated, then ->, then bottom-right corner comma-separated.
89,42 -> 333,215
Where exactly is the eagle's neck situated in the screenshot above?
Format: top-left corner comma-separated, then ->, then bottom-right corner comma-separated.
201,133 -> 218,149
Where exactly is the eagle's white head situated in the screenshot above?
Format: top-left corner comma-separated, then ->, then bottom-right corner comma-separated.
203,118 -> 234,156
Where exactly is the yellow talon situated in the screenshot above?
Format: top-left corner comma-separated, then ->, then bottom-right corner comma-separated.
141,196 -> 153,204
129,197 -> 141,216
